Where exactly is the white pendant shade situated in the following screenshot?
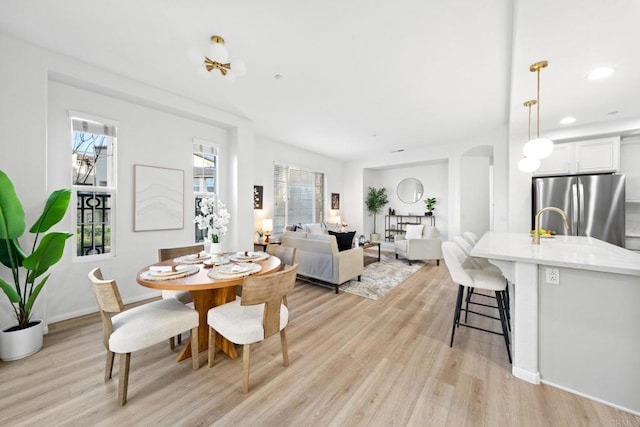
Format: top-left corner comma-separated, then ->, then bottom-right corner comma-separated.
231,59 -> 247,76
523,137 -> 554,160
209,42 -> 229,63
518,156 -> 541,173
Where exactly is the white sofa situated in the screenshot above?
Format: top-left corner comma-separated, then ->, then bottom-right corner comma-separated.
394,224 -> 443,265
280,231 -> 363,293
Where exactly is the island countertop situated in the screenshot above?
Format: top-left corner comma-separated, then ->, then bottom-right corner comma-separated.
471,231 -> 640,277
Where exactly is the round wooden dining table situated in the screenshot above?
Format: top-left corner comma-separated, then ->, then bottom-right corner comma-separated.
136,255 -> 281,362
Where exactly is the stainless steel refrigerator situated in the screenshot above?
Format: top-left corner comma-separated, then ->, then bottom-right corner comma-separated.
532,173 -> 625,247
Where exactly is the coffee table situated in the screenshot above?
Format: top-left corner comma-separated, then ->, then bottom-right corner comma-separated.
360,241 -> 381,264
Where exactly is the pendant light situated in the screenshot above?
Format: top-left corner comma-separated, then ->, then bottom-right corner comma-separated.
518,100 -> 541,173
523,61 -> 554,160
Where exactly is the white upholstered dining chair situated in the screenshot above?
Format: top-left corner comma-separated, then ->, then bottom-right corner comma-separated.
207,264 -> 298,393
88,267 -> 199,405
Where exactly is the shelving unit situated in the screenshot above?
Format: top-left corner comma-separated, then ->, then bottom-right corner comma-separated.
384,214 -> 435,241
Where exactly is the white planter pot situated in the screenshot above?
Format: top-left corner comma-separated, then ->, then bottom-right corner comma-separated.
210,242 -> 223,255
0,320 -> 44,361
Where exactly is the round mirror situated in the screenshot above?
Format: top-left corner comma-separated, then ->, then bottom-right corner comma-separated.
396,178 -> 424,204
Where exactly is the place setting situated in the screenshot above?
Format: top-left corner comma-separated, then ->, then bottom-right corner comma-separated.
173,251 -> 211,264
139,264 -> 200,281
207,261 -> 262,280
228,251 -> 269,263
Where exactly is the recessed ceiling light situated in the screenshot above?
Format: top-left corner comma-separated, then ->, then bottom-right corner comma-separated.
274,74 -> 283,80
608,111 -> 619,115
587,67 -> 615,80
559,117 -> 576,125
392,149 -> 405,153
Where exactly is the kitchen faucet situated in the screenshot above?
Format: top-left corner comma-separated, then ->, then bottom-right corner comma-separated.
532,207 -> 570,244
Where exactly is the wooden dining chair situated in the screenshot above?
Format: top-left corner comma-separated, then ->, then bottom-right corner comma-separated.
158,244 -> 204,348
262,244 -> 297,305
88,267 -> 199,405
207,265 -> 298,393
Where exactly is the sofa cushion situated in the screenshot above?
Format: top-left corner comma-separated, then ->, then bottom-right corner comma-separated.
307,223 -> 323,234
328,230 -> 355,251
423,226 -> 440,239
405,224 -> 424,239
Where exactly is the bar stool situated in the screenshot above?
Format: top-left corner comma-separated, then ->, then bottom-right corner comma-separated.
442,242 -> 511,363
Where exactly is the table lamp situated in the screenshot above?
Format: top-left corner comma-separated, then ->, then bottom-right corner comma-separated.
262,218 -> 273,242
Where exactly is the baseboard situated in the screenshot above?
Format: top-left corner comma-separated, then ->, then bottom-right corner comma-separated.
541,379 -> 640,416
512,366 -> 540,384
45,290 -> 161,327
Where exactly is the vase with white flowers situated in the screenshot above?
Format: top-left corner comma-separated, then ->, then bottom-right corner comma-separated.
194,198 -> 230,255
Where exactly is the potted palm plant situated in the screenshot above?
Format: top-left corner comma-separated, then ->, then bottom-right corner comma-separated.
365,186 -> 389,241
0,169 -> 72,361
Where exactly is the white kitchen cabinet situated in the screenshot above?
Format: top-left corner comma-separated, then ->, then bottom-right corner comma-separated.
620,138 -> 640,201
534,136 -> 620,176
534,143 -> 572,175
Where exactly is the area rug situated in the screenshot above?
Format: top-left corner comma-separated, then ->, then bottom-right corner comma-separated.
340,253 -> 425,300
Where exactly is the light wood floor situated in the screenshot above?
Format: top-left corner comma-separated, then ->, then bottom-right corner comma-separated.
1,261 -> 638,426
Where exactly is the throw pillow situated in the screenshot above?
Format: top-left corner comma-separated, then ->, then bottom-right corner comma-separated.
308,223 -> 323,234
328,230 -> 356,251
404,224 -> 424,240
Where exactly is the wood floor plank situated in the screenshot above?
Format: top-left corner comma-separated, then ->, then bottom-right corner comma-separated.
1,262 -> 638,426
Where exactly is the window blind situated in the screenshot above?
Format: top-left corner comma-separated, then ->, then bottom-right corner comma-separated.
274,164 -> 324,232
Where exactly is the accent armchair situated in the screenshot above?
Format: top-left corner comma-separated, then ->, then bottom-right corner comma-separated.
394,224 -> 443,265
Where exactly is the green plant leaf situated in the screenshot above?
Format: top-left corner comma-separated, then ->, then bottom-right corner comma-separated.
0,170 -> 26,240
25,274 -> 49,315
0,277 -> 20,303
29,189 -> 71,234
0,238 -> 26,269
23,232 -> 73,281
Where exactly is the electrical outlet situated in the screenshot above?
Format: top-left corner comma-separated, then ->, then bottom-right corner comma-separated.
546,268 -> 560,285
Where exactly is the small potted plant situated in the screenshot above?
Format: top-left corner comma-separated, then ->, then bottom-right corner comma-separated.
424,197 -> 436,216
365,187 -> 389,241
0,169 -> 72,361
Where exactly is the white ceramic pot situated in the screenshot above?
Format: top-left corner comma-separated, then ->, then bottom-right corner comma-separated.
0,320 -> 44,361
210,242 -> 223,255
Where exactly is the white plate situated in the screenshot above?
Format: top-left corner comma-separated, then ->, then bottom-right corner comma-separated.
149,265 -> 191,276
174,253 -> 210,264
218,264 -> 250,274
229,252 -> 269,263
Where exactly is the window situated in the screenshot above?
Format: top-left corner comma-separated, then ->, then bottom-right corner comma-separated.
274,164 -> 325,233
193,141 -> 218,242
70,112 -> 116,258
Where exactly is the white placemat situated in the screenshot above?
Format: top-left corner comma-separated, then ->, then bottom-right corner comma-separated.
228,251 -> 269,263
174,252 -> 210,264
207,263 -> 262,280
140,265 -> 200,281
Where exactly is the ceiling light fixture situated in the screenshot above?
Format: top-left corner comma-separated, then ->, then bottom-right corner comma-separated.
202,35 -> 246,82
519,100 -> 541,173
523,60 -> 554,160
560,116 -> 576,125
587,67 -> 614,80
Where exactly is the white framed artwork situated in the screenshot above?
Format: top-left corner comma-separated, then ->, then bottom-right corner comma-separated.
134,164 -> 184,231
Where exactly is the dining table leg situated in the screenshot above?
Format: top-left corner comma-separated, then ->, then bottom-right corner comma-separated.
176,286 -> 239,362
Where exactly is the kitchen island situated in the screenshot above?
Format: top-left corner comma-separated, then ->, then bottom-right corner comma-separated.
471,232 -> 640,414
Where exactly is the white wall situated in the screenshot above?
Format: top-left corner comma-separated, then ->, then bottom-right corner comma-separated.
345,129 -> 509,244
252,135 -> 345,234
0,34 -> 254,329
460,156 -> 490,237
363,162 -> 449,241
